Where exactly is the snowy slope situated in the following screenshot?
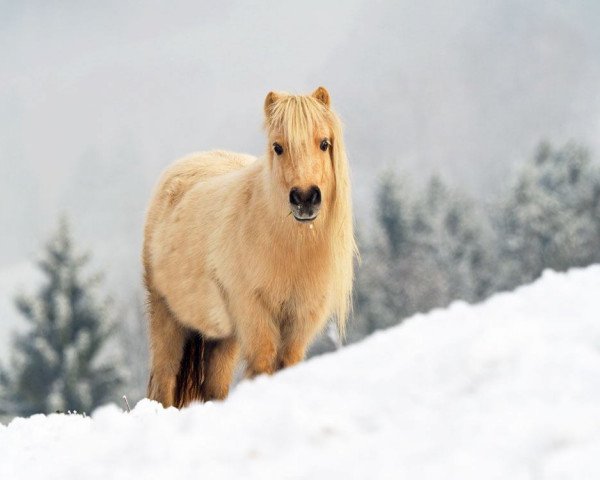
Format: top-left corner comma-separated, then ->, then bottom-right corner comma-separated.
2,266 -> 600,479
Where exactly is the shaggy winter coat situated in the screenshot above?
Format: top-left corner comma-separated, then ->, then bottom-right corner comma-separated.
143,87 -> 356,407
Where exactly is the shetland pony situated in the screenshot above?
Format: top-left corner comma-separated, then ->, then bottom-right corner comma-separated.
143,87 -> 356,407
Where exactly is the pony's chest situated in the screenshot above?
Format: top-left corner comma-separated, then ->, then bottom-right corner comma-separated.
255,276 -> 329,325
266,247 -> 330,287
229,231 -> 333,311
260,255 -> 330,306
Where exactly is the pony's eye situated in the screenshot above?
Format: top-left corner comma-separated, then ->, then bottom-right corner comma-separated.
320,139 -> 330,152
273,143 -> 284,156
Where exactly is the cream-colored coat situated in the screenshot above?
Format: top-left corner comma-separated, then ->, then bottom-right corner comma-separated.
144,87 -> 355,407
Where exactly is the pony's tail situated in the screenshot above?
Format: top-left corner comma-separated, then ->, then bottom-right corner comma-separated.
174,332 -> 211,408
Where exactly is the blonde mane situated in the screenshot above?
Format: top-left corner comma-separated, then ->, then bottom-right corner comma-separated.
266,94 -> 358,334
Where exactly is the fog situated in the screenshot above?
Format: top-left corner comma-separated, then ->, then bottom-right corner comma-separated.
1,1 -> 599,358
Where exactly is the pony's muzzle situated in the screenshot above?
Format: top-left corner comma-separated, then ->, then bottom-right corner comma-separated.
289,186 -> 321,222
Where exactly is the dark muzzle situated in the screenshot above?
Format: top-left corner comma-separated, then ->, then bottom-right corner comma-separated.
289,186 -> 321,222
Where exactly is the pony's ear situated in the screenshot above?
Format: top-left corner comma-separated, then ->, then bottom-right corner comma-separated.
264,91 -> 281,117
311,86 -> 330,108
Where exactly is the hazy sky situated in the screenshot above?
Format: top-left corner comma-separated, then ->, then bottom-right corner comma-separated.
1,1 -> 599,335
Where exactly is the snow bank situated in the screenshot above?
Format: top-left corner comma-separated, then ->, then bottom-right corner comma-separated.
2,266 -> 600,480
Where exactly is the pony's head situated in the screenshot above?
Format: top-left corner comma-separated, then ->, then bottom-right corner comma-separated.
264,87 -> 341,224
263,87 -> 357,333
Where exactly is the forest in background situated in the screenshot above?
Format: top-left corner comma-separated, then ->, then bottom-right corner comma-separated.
349,141 -> 600,337
2,139 -> 599,419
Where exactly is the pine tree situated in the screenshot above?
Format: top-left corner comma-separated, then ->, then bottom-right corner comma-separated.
377,173 -> 409,259
497,141 -> 600,290
351,174 -> 413,339
0,219 -> 124,416
409,176 -> 494,308
350,173 -> 494,344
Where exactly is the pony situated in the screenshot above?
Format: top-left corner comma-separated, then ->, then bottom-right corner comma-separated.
143,87 -> 356,407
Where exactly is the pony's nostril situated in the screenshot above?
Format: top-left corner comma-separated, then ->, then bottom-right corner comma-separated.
289,188 -> 302,206
309,186 -> 321,206
290,186 -> 321,212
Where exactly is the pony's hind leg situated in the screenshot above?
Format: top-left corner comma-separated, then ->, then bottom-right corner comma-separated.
201,337 -> 240,401
147,289 -> 186,407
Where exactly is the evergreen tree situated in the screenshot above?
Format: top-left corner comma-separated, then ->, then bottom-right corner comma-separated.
0,219 -> 124,416
351,173 -> 493,343
497,141 -> 600,290
409,176 -> 494,309
377,173 -> 409,259
351,174 -> 413,340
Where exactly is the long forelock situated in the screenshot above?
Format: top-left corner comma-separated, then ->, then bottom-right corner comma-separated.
266,96 -> 331,158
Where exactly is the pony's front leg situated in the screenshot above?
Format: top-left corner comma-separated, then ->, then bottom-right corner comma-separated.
201,337 -> 240,400
233,294 -> 280,378
278,305 -> 329,370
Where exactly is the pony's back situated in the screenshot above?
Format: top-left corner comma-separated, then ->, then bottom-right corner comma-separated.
144,150 -> 255,260
147,150 -> 255,224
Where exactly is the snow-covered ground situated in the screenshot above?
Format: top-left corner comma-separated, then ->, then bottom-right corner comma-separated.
2,266 -> 600,479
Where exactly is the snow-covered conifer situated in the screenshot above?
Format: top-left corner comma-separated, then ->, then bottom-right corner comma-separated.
0,218 -> 124,416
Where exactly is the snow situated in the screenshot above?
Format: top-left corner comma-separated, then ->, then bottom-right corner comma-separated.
2,266 -> 600,479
